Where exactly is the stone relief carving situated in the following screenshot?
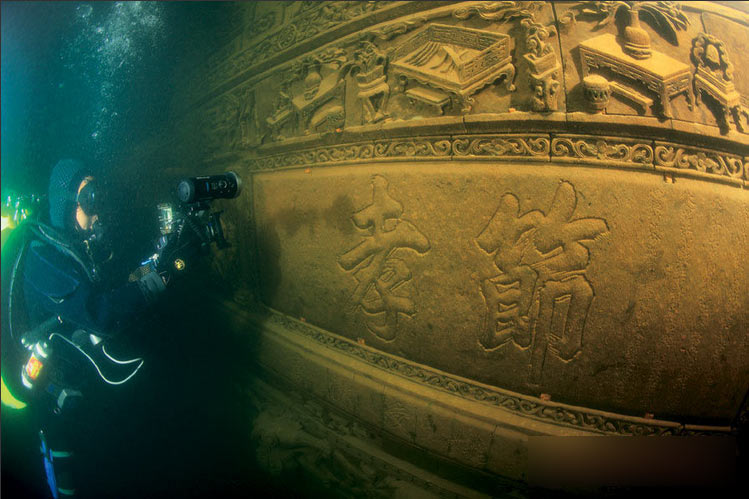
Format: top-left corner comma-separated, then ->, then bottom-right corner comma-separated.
202,1 -> 391,97
204,84 -> 258,152
573,1 -> 693,118
520,18 -> 561,112
350,40 -> 390,124
654,143 -> 746,182
244,4 -> 276,42
571,1 -> 689,54
338,176 -> 431,342
452,1 -> 545,22
266,48 -> 349,139
551,136 -> 654,168
265,310 -> 733,437
691,33 -> 747,134
582,74 -> 611,112
476,181 -> 609,383
452,135 -> 550,159
390,24 -> 516,114
247,131 -> 745,186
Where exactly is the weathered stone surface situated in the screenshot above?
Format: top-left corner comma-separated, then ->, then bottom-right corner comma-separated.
155,1 -> 749,493
253,161 -> 748,422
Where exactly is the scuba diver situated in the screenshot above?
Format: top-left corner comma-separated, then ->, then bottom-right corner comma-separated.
2,160 -> 241,498
1,159 -> 237,498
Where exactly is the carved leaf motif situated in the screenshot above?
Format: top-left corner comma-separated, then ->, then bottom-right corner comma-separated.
551,137 -> 653,165
452,1 -> 545,22
573,1 -> 688,45
654,145 -> 744,179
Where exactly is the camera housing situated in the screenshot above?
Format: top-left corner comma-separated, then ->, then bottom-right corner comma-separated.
153,172 -> 242,276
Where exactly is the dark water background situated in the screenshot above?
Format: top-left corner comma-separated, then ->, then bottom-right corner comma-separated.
2,2 -> 289,498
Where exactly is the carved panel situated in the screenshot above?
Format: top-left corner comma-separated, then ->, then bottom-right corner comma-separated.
390,24 -> 516,113
452,134 -> 550,160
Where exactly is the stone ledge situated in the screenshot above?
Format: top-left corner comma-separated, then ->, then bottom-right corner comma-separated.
226,301 -> 734,439
229,303 -> 734,485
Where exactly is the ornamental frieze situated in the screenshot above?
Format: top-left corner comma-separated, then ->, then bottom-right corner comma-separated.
190,1 -> 749,153
245,132 -> 746,188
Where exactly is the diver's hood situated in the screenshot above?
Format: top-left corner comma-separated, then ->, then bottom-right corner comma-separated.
48,159 -> 93,232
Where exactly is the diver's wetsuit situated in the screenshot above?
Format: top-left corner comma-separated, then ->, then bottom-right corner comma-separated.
23,240 -> 161,335
21,236 -> 163,498
12,159 -> 165,499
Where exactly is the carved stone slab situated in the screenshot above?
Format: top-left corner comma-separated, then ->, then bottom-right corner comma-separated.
252,162 -> 749,422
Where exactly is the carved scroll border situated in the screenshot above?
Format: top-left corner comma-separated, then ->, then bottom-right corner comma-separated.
260,307 -> 733,437
247,133 -> 747,188
654,141 -> 747,186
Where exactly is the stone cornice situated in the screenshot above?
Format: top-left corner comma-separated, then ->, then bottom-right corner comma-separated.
238,120 -> 748,189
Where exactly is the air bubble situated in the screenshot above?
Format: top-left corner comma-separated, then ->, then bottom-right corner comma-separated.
76,4 -> 92,19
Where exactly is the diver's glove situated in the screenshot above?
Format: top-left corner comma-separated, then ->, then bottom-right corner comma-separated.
153,223 -> 205,278
128,256 -> 166,303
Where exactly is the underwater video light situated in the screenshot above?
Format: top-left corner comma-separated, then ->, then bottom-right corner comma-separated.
176,171 -> 242,204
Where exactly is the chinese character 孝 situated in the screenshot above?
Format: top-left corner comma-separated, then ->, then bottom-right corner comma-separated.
339,175 -> 430,341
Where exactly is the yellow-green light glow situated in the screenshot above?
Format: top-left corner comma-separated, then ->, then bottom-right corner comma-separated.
1,376 -> 27,409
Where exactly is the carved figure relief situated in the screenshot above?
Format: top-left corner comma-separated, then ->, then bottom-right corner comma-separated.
390,24 -> 516,114
691,33 -> 747,133
205,85 -> 258,151
266,48 -> 349,139
521,18 -> 560,112
339,176 -> 431,341
573,1 -> 693,118
350,40 -> 390,124
476,181 -> 608,383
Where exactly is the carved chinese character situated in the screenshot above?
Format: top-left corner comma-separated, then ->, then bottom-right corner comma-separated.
476,181 -> 608,383
339,175 -> 431,341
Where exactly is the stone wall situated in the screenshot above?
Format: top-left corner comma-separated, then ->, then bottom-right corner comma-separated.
162,2 -> 748,495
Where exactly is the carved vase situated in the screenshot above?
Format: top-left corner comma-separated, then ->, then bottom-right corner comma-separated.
623,7 -> 652,59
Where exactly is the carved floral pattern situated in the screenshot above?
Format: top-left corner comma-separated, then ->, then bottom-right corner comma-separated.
654,144 -> 746,180
551,136 -> 654,167
247,133 -> 746,187
452,135 -> 550,158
